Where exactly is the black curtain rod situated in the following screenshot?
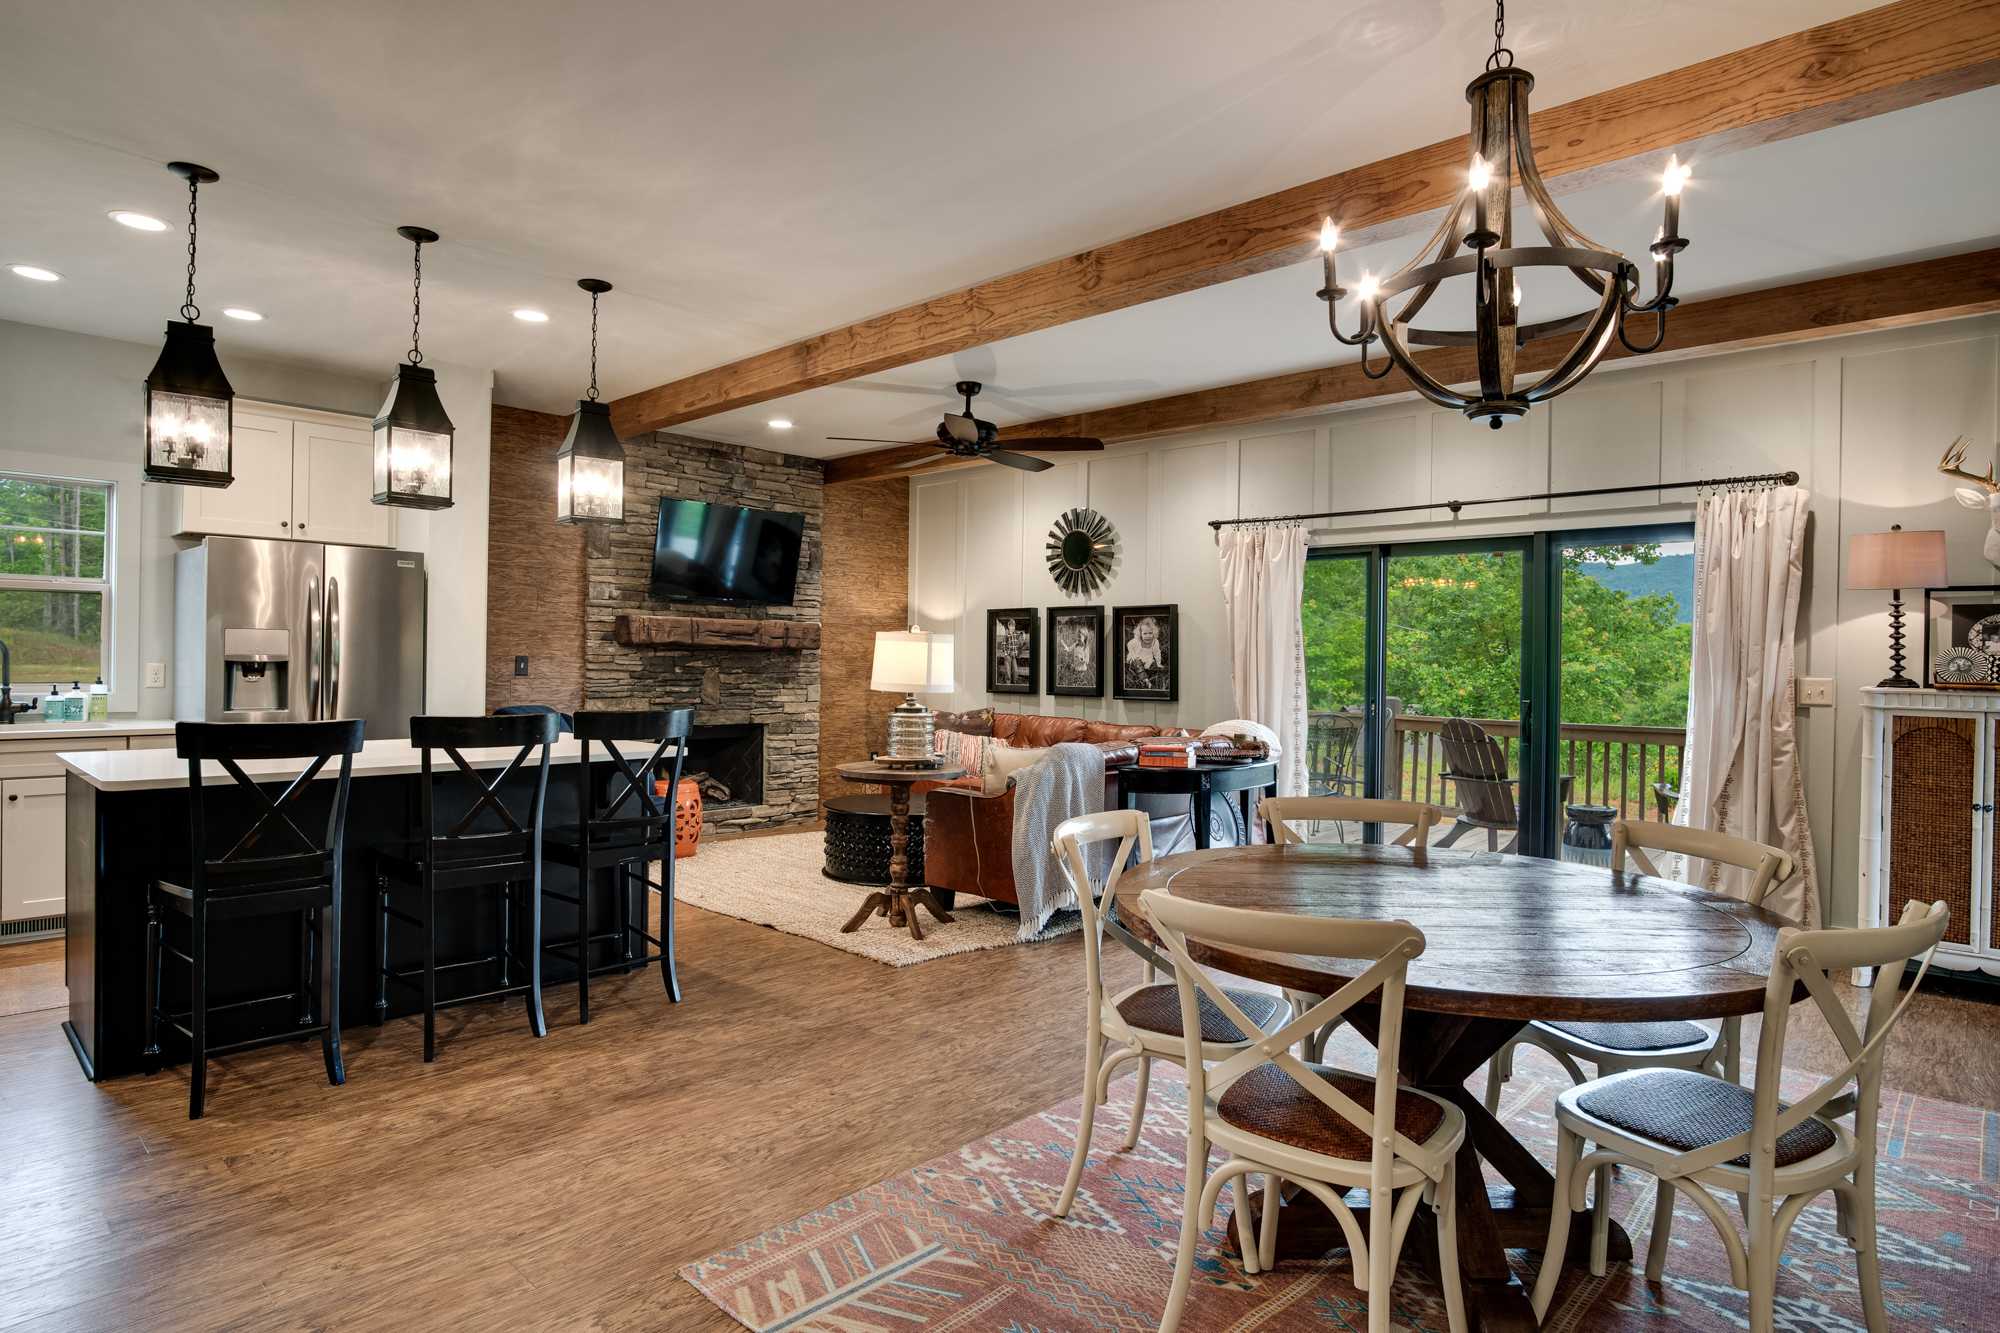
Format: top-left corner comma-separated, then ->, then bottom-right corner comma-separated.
1208,470 -> 1801,530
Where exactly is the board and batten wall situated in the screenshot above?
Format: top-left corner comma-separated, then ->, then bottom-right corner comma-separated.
908,314 -> 2000,929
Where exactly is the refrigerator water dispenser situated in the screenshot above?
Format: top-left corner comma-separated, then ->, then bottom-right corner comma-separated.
221,628 -> 289,714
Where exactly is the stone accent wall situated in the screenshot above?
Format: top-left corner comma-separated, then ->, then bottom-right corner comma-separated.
819,476 -> 908,804
584,432 -> 823,834
486,405 -> 585,712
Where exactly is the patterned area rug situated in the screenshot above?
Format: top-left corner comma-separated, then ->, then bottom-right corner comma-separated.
671,833 -> 1080,966
681,1041 -> 1996,1330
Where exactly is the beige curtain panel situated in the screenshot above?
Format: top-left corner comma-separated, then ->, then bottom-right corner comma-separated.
1679,485 -> 1820,926
1217,523 -> 1309,801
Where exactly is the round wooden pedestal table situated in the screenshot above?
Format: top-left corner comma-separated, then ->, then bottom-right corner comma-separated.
834,761 -> 964,942
1112,843 -> 1793,1333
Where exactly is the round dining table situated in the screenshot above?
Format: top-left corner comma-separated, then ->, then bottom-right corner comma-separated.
1111,841 -> 1794,1333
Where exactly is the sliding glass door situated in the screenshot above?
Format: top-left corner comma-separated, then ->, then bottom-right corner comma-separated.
1302,522 -> 1692,859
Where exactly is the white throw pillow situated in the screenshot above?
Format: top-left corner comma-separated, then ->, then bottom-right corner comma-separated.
985,744 -> 1051,796
1203,718 -> 1281,757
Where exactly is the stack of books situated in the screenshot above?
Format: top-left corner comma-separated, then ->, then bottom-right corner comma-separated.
1136,739 -> 1202,769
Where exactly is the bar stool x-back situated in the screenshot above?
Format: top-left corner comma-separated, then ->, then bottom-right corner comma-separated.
374,712 -> 560,1061
144,719 -> 366,1120
542,707 -> 693,1022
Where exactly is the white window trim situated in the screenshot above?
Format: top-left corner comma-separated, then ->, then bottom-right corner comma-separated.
0,452 -> 136,713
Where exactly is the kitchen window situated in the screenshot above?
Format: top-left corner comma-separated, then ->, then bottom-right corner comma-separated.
0,474 -> 111,693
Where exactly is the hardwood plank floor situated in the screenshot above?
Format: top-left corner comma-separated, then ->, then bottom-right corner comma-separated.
0,938 -> 66,1019
0,899 -> 1990,1331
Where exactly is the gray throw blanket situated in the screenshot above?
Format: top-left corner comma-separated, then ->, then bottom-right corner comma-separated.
1009,742 -> 1109,939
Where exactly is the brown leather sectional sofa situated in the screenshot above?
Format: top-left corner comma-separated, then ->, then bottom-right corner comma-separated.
922,710 -> 1221,906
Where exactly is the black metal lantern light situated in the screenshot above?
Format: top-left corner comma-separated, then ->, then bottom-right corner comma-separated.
372,226 -> 454,509
1316,0 -> 1692,428
144,162 -> 235,487
555,278 -> 626,524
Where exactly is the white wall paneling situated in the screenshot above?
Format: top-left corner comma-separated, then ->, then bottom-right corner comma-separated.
905,314 -> 2000,928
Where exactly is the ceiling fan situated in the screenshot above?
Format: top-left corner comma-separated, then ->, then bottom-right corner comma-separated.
827,381 -> 1104,472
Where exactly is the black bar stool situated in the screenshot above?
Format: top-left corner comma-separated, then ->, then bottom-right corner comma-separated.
374,712 -> 559,1062
542,707 -> 693,1022
143,719 -> 365,1120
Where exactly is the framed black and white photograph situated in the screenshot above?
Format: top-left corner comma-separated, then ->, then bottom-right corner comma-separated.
1046,605 -> 1104,697
1924,585 -> 2000,689
986,608 -> 1039,695
1111,604 -> 1178,702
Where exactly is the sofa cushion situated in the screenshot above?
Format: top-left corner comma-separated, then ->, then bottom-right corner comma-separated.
932,706 -> 994,737
932,728 -> 995,776
1082,720 -> 1175,743
1001,713 -> 1090,748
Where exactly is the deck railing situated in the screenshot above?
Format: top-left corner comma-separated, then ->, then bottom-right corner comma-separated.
1307,710 -> 1686,822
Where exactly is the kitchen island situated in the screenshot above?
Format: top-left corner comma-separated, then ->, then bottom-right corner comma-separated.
59,735 -> 641,1080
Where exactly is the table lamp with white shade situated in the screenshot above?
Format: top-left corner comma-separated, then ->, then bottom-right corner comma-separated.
872,627 -> 956,759
1846,524 -> 1948,688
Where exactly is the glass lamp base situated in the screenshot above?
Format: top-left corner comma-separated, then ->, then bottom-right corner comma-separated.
886,696 -> 934,758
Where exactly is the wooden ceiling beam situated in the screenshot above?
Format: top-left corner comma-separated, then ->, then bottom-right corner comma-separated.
616,0 -> 2000,437
824,247 -> 2000,484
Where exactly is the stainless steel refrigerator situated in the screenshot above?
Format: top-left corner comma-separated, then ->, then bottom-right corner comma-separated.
174,537 -> 426,737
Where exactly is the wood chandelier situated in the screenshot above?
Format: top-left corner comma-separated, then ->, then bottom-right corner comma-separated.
1318,0 -> 1690,429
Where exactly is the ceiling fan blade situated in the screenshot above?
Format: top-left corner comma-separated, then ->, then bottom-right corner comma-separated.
825,436 -> 928,444
895,454 -> 945,469
1000,436 -> 1104,452
984,449 -> 1054,473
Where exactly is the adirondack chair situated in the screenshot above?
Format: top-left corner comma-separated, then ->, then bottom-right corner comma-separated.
1432,717 -> 1569,852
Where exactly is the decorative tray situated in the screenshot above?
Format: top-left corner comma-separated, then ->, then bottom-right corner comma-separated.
868,753 -> 946,769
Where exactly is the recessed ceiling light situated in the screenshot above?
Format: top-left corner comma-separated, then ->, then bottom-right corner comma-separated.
108,210 -> 169,232
512,308 -> 549,323
8,264 -> 61,282
767,418 -> 793,430
222,307 -> 263,321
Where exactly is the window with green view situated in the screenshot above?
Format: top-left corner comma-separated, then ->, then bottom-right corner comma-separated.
0,475 -> 110,689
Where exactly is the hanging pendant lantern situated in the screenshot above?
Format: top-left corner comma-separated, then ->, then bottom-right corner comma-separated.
1315,0 -> 1692,428
372,226 -> 454,509
144,162 -> 234,487
555,278 -> 626,524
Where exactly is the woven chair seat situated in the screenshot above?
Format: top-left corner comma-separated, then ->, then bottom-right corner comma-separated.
1217,1063 -> 1448,1161
1573,1068 -> 1838,1168
1542,1018 -> 1711,1052
1116,984 -> 1284,1044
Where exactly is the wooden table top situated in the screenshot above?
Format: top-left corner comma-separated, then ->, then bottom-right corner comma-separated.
1112,843 -> 1794,1024
835,761 -> 965,785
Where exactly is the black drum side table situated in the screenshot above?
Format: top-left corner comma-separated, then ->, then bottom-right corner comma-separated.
823,794 -> 928,886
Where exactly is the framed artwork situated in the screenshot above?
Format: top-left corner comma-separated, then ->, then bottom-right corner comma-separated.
1924,585 -> 2000,689
1046,605 -> 1104,697
986,608 -> 1039,695
1111,604 -> 1179,702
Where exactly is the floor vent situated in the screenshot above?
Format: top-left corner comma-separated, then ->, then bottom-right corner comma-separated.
1,913 -> 63,941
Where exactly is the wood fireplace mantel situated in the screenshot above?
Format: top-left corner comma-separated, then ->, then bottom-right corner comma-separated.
614,614 -> 822,652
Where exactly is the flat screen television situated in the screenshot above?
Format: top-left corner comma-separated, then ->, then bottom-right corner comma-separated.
650,498 -> 806,605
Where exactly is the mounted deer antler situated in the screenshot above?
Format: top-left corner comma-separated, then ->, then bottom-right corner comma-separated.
1941,436 -> 2000,564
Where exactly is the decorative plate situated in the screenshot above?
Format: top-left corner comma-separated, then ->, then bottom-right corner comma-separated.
1932,645 -> 1995,688
1046,507 -> 1117,596
1968,613 -> 2000,656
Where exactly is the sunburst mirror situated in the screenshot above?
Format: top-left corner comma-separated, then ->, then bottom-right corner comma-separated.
1046,507 -> 1117,596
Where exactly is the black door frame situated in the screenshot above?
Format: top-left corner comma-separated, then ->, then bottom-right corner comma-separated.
1308,519 -> 1694,859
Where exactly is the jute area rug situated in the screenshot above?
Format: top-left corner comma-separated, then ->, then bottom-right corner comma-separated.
681,1034 -> 1997,1331
670,831 -> 1079,966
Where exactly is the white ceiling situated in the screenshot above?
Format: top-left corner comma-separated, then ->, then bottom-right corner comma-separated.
688,87 -> 2000,455
0,0 -> 1885,425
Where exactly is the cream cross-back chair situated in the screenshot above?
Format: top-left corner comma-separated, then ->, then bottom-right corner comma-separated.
1262,797 -> 1446,1061
1142,889 -> 1468,1333
1048,810 -> 1288,1228
1484,820 -> 1796,1113
1531,899 -> 1948,1333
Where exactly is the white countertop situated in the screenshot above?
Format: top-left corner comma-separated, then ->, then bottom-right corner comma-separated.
61,735 -> 593,792
0,719 -> 178,739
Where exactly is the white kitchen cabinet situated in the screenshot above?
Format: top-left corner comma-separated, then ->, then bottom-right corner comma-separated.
2,776 -> 68,922
174,403 -> 393,547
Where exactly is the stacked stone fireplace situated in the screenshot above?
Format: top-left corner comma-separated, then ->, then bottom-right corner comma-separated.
583,432 -> 822,834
